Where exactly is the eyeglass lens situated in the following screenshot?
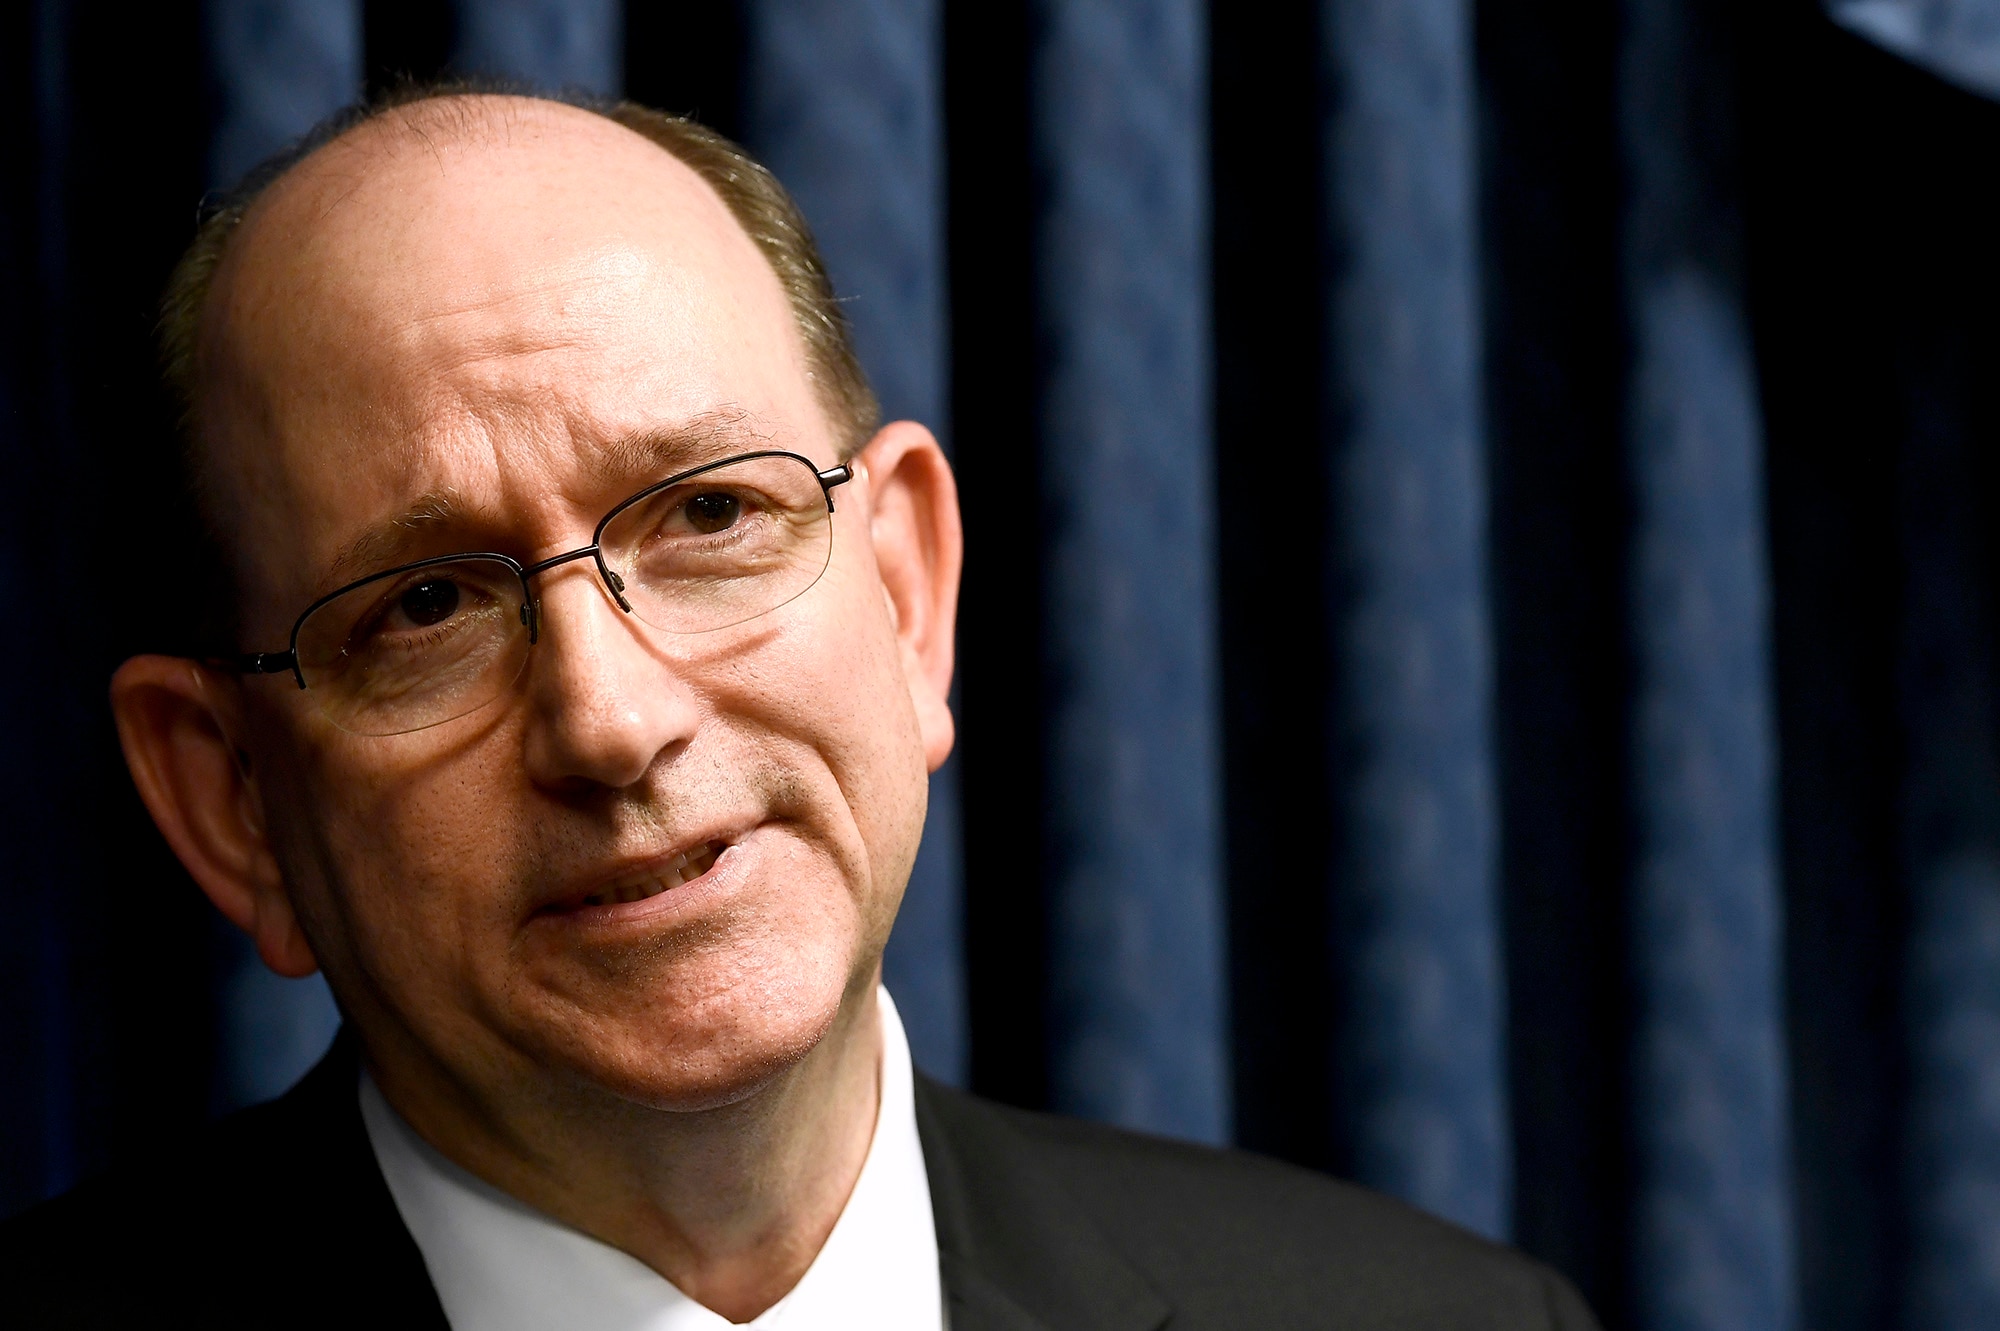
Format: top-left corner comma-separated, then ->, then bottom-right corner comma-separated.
292,454 -> 837,736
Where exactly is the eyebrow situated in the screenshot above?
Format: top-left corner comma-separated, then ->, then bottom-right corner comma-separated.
589,409 -> 776,488
314,411 -> 783,594
320,491 -> 474,594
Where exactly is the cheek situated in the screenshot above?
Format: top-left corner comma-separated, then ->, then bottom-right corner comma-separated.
708,564 -> 931,920
267,723 -> 528,1012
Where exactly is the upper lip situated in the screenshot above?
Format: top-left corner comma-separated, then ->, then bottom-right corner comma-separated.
530,826 -> 747,916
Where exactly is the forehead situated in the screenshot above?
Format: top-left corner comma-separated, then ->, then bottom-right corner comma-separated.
200,98 -> 821,613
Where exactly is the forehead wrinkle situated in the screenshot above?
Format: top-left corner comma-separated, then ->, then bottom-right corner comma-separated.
402,252 -> 656,343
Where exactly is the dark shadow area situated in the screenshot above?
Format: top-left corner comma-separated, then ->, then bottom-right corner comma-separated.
364,0 -> 453,98
0,0 -> 219,1212
1476,0 -> 1635,1315
0,0 -> 76,1215
1743,8 -> 2000,1328
946,0 -> 1049,1113
1210,0 -> 1337,1174
624,0 -> 744,141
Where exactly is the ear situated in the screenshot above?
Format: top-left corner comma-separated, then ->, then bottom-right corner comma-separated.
109,656 -> 319,978
857,421 -> 962,772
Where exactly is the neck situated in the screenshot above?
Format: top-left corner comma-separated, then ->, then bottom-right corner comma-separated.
367,982 -> 886,1323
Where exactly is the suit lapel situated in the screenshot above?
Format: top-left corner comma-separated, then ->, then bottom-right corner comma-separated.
244,1029 -> 452,1329
914,1076 -> 1173,1331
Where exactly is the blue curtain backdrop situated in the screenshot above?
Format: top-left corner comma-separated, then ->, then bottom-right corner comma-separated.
1027,0 -> 1227,1144
1319,0 -> 1510,1237
6,2 -> 2000,1328
1620,2 -> 1796,1328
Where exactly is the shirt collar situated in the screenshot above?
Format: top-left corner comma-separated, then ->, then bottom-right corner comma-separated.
361,987 -> 942,1330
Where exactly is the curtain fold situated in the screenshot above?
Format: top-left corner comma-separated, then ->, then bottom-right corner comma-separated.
1819,13 -> 2000,1324
1895,343 -> 2000,1331
1619,2 -> 1796,1328
1826,0 -> 2000,100
1028,0 -> 1229,1143
1318,0 -> 1510,1240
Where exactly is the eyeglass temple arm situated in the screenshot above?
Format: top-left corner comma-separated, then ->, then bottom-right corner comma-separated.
227,651 -> 297,674
211,648 -> 309,687
222,651 -> 309,690
818,463 -> 854,511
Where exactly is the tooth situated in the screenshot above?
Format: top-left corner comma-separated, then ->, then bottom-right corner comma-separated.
575,847 -> 729,912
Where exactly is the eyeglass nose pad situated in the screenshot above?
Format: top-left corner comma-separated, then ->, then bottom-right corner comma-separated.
601,565 -> 635,614
520,600 -> 541,644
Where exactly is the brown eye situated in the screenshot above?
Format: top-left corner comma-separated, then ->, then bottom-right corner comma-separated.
685,491 -> 742,534
399,579 -> 460,627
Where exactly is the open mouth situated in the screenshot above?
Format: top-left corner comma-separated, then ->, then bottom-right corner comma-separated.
561,840 -> 728,911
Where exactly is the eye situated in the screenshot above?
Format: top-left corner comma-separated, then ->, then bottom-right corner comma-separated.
397,578 -> 461,627
684,491 -> 742,534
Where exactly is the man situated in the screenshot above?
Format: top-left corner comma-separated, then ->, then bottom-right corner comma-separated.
2,89 -> 1598,1329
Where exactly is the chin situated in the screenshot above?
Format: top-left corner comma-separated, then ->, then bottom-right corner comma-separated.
510,927 -> 862,1112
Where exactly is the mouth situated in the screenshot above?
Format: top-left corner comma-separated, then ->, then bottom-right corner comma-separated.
543,839 -> 730,915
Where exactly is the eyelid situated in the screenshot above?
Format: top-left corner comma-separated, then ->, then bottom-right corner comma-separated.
350,566 -> 497,631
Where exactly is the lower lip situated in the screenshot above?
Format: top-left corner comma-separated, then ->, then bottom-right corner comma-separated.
531,838 -> 749,934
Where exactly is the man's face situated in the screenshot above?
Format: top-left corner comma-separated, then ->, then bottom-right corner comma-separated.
194,100 -> 937,1112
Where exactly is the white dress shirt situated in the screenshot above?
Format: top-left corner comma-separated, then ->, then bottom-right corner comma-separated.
360,988 -> 944,1330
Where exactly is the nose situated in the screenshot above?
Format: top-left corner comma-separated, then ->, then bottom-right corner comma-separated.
518,560 -> 700,791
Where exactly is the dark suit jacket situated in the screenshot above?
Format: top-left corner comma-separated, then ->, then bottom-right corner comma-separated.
2,1034 -> 1599,1329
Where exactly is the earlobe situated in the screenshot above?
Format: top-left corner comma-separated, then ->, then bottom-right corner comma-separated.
109,656 -> 320,978
858,421 -> 963,772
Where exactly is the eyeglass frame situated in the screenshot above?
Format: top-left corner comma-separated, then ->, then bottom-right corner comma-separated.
225,448 -> 856,692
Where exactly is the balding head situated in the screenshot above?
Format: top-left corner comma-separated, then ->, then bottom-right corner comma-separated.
162,91 -> 876,640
